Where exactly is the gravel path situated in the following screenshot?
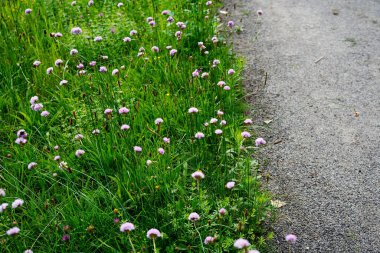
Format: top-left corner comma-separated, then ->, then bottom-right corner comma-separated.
225,0 -> 380,252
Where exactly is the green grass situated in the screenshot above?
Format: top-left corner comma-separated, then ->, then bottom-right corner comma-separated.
0,0 -> 273,252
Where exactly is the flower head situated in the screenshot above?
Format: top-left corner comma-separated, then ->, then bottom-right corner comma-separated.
120,222 -> 135,232
94,36 -> 102,42
92,129 -> 100,135
24,250 -> 33,253
12,199 -> 24,209
241,131 -> 251,138
244,118 -> 253,124
285,234 -> 297,243
158,148 -> 165,155
188,107 -> 198,114
62,234 -> 70,241
255,137 -> 266,146
0,203 -> 9,212
71,27 -> 82,35
60,80 -> 68,86
191,171 -> 205,180
28,162 -> 37,170
147,228 -> 161,239
99,66 -> 107,72
215,129 -> 223,135
130,30 -> 137,36
119,107 -> 130,114
75,149 -> 85,157
33,61 -> 41,67
226,181 -> 235,189
146,160 -> 152,166
155,118 -> 163,125
121,124 -> 130,131
104,108 -> 113,115
228,69 -> 235,75
163,137 -> 170,144
25,9 -> 32,15
234,238 -> 250,249
257,9 -> 263,16
151,46 -> 159,53
17,129 -> 28,138
55,59 -> 63,67
6,227 -> 20,236
133,146 -> 142,152
31,103 -> 43,111
227,20 -> 235,28
195,132 -> 205,139
46,67 -> 53,75
219,208 -> 227,215
75,134 -> 84,140
188,212 -> 200,221
169,49 -> 177,56
117,2 -> 123,7
204,236 -> 214,245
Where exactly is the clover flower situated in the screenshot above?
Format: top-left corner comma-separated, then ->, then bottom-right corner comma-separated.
99,66 -> 107,72
0,203 -> 9,213
188,212 -> 200,221
60,80 -> 68,86
151,46 -> 159,53
75,149 -> 85,157
224,86 -> 231,90
162,10 -> 169,15
191,171 -> 205,180
188,107 -> 198,114
163,137 -> 170,144
169,49 -> 177,56
255,138 -> 266,146
17,129 -> 28,138
285,234 -> 297,243
75,134 -> 84,140
167,16 -> 174,23
54,145 -> 59,150
213,59 -> 220,65
147,228 -> 161,239
219,208 -> 226,215
133,146 -> 142,152
71,27 -> 82,35
41,111 -> 50,117
211,36 -> 218,44
28,162 -> 37,170
158,148 -> 165,155
120,222 -> 135,232
217,110 -> 224,116
146,160 -> 152,166
206,1 -> 212,6
92,129 -> 100,135
234,238 -> 250,249
89,61 -> 96,67
155,118 -> 163,125
192,69 -> 200,77
201,72 -> 209,78
226,181 -> 235,189
228,69 -> 235,75
215,129 -> 223,135
241,131 -> 251,138
33,61 -> 41,67
70,49 -> 78,55
117,2 -> 123,7
0,189 -> 5,197
121,124 -> 130,131
24,250 -> 33,253
62,234 -> 70,241
112,69 -> 119,76
54,156 -> 60,161
31,103 -> 43,111
46,67 -> 54,75
15,138 -> 27,145
94,36 -> 102,42
195,132 -> 205,139
220,120 -> 227,126
130,30 -> 137,36
55,59 -> 63,67
210,118 -> 218,124
204,236 -> 214,245
119,107 -> 130,114
54,32 -> 63,37
244,118 -> 253,124
12,199 -> 24,209
6,227 -> 20,236
25,9 -> 32,15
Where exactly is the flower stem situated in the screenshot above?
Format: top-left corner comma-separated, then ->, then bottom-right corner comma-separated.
194,223 -> 205,253
153,238 -> 157,253
128,234 -> 136,253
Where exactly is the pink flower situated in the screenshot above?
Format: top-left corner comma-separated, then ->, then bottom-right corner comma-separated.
120,222 -> 135,232
234,238 -> 250,249
117,2 -> 123,7
228,69 -> 235,75
123,37 -> 132,42
227,21 -> 235,28
54,145 -> 59,150
29,96 -> 38,105
192,69 -> 200,77
62,234 -> 70,241
70,49 -> 78,56
130,30 -> 137,36
219,208 -> 226,215
92,129 -> 100,135
285,234 -> 297,243
89,61 -> 96,67
24,250 -> 33,253
99,66 -> 107,72
149,21 -> 156,27
163,137 -> 170,143
151,46 -> 159,52
188,212 -> 200,221
215,129 -> 223,135
0,188 -> 5,197
146,17 -> 154,22
201,72 -> 209,78
255,138 -> 266,146
188,107 -> 198,114
112,69 -> 119,76
17,129 -> 28,138
146,160 -> 152,166
31,103 -> 43,111
147,228 -> 161,239
161,10 -> 169,15
121,124 -> 130,131
191,171 -> 205,180
55,59 -> 63,67
28,162 -> 37,170
94,36 -> 102,42
25,9 -> 32,15
176,22 -> 186,29
211,36 -> 218,44
15,138 -> 27,145
46,67 -> 53,75
133,146 -> 142,152
119,107 -> 130,114
33,61 -> 41,67
75,134 -> 84,140
241,131 -> 251,138
217,110 -> 224,116
12,199 -> 24,209
195,132 -> 205,139
167,16 -> 174,23
170,49 -> 177,56
220,120 -> 227,126
158,148 -> 165,155
204,236 -> 214,245
6,227 -> 20,236
41,110 -> 50,117
75,149 -> 85,157
77,64 -> 84,70
226,181 -> 235,189
104,109 -> 113,115
224,86 -> 231,90
0,203 -> 9,212
54,32 -> 63,38
71,27 -> 82,35
210,118 -> 218,124
155,118 -> 163,125
54,155 -> 60,161
213,59 -> 220,65
60,80 -> 68,86
244,118 -> 253,124
249,250 -> 260,253
206,1 -> 212,6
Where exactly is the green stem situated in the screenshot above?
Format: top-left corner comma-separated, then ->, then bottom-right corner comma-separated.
128,234 -> 136,253
194,223 -> 205,253
153,238 -> 157,253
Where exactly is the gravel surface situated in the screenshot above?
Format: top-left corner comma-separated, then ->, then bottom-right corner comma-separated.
224,0 -> 380,252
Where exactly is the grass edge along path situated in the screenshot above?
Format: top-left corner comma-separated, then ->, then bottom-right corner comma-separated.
0,0 -> 274,252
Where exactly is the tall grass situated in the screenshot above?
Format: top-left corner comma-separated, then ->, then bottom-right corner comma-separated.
0,0 -> 273,252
